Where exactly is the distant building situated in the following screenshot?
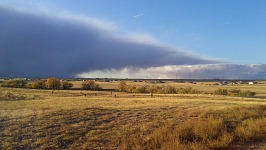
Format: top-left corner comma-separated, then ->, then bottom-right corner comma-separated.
249,81 -> 257,85
0,78 -> 5,83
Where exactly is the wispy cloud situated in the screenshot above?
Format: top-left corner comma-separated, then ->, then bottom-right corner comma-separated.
133,13 -> 144,18
0,4 -> 217,77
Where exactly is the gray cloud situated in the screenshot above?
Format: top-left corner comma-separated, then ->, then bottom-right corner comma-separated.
0,5 -> 217,77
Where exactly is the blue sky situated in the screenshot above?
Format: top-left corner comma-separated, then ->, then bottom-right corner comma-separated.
20,0 -> 266,63
1,0 -> 266,79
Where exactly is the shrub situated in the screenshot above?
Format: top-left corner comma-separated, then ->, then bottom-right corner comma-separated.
27,80 -> 46,89
214,88 -> 228,95
116,81 -> 127,92
1,80 -> 27,88
82,80 -> 101,90
61,81 -> 73,90
228,89 -> 241,96
235,118 -> 266,143
46,77 -> 61,89
135,85 -> 149,93
241,90 -> 256,97
213,88 -> 256,97
126,85 -> 137,93
162,86 -> 176,94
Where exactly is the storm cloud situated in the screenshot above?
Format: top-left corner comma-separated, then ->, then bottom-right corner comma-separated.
0,5 -> 216,77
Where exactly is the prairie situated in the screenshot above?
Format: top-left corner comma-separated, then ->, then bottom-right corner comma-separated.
0,80 -> 266,149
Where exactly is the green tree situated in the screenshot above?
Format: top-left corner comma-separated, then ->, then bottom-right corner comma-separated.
46,78 -> 61,89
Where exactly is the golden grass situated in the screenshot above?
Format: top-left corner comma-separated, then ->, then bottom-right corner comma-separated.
1,83 -> 266,149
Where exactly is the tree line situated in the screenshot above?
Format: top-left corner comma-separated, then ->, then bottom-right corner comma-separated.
116,81 -> 256,97
116,81 -> 202,94
0,78 -> 102,90
214,88 -> 256,97
1,79 -> 256,97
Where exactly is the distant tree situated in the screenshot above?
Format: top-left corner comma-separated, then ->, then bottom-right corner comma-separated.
228,89 -> 241,96
214,88 -> 228,95
163,85 -> 176,94
126,85 -> 137,93
1,80 -> 27,88
82,80 -> 100,90
116,81 -> 128,92
241,90 -> 256,97
27,80 -> 46,89
135,85 -> 149,93
46,78 -> 61,89
148,85 -> 157,94
61,81 -> 73,90
94,83 -> 102,90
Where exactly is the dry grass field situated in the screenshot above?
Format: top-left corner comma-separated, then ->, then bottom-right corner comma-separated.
1,80 -> 266,149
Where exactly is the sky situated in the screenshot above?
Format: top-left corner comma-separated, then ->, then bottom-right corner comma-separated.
0,0 -> 266,79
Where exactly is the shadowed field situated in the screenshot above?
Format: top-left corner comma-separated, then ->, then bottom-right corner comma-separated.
1,81 -> 266,149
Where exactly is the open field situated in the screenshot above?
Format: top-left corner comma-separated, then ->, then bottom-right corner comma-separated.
1,81 -> 266,149
72,80 -> 266,97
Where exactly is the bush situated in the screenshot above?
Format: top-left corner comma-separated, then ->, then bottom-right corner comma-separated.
27,80 -> 46,89
1,80 -> 27,88
82,80 -> 101,90
241,90 -> 256,97
214,88 -> 228,95
116,81 -> 127,92
135,85 -> 149,93
46,78 -> 61,89
214,88 -> 256,97
61,81 -> 73,90
126,85 -> 137,93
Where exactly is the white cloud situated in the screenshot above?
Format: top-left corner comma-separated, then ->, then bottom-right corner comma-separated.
133,13 -> 144,18
77,64 -> 266,79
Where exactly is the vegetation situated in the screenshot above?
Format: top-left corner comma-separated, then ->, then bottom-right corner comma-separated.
1,78 -> 73,90
116,81 -> 255,97
27,80 -> 46,89
114,105 -> 266,149
81,80 -> 101,90
116,81 -> 128,92
1,80 -> 27,88
214,88 -> 256,97
46,77 -> 61,89
116,81 -> 201,94
0,80 -> 266,149
61,81 -> 73,90
1,79 -> 256,98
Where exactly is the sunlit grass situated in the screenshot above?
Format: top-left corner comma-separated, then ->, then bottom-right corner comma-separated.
1,85 -> 266,149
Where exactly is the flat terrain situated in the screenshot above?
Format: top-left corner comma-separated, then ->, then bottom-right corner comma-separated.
1,81 -> 266,149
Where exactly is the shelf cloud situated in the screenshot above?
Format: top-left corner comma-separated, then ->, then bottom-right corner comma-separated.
0,5 -> 217,77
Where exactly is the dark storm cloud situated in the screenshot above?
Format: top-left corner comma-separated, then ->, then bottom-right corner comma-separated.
0,5 -> 216,77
